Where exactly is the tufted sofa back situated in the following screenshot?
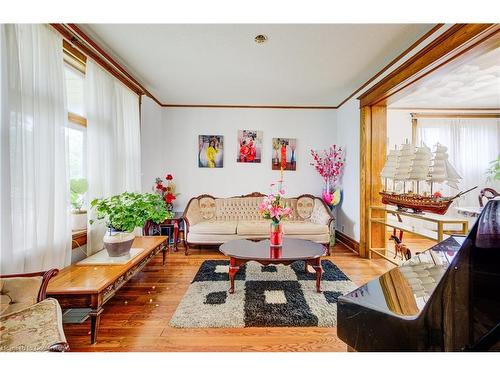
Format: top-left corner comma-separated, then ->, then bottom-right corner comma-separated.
207,196 -> 305,221
214,197 -> 262,221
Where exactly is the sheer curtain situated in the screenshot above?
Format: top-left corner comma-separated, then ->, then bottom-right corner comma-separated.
0,24 -> 71,273
417,117 -> 500,208
85,60 -> 141,254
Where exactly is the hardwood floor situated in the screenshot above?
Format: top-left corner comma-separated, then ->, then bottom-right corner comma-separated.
63,242 -> 395,352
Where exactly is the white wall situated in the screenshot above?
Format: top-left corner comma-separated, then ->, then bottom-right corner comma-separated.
333,98 -> 360,241
141,103 -> 337,210
387,109 -> 413,150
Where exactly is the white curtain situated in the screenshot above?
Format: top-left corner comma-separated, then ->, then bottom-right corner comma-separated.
0,24 -> 71,273
85,60 -> 141,254
417,117 -> 500,208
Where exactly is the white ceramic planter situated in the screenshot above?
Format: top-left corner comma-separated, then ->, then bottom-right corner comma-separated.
71,212 -> 88,231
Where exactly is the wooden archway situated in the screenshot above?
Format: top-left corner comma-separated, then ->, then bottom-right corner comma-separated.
357,24 -> 500,258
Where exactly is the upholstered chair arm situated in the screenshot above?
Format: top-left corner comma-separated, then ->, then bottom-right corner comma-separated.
183,198 -> 203,227
0,269 -> 59,317
0,269 -> 59,303
309,198 -> 334,226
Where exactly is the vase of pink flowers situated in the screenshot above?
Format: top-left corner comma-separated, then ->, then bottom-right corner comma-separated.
310,145 -> 345,208
258,183 -> 292,247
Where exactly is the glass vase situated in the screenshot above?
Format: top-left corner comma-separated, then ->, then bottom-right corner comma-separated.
270,222 -> 283,247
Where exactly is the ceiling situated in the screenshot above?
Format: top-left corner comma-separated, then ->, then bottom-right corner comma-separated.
391,46 -> 500,109
79,24 -> 435,106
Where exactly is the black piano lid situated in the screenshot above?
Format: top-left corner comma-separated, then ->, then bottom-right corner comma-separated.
339,236 -> 466,318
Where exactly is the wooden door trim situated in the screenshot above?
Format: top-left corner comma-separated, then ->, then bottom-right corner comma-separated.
358,23 -> 500,258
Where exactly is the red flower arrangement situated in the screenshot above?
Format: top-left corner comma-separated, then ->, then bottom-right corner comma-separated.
154,173 -> 179,211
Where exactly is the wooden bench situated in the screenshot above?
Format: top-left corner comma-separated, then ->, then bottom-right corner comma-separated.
47,236 -> 168,344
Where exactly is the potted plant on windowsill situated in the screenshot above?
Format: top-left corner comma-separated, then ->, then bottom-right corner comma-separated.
70,178 -> 89,231
90,192 -> 168,257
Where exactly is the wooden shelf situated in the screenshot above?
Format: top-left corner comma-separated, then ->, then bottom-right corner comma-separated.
368,206 -> 469,264
370,218 -> 441,241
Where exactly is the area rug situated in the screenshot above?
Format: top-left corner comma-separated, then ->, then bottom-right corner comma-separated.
170,260 -> 357,328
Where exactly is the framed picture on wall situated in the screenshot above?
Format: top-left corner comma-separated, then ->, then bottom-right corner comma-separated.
198,135 -> 224,168
237,130 -> 263,163
272,138 -> 297,171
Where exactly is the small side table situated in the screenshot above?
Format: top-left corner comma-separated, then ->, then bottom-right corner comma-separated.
143,212 -> 186,253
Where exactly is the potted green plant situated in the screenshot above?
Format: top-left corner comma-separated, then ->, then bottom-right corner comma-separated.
486,155 -> 500,182
70,178 -> 89,231
90,192 -> 168,257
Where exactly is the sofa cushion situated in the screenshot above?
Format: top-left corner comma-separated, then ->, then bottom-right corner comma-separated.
0,276 -> 42,317
0,298 -> 67,352
296,196 -> 315,219
190,221 -> 238,235
237,221 -> 269,236
283,221 -> 329,235
199,197 -> 216,220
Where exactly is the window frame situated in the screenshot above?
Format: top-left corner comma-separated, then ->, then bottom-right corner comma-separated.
64,41 -> 89,247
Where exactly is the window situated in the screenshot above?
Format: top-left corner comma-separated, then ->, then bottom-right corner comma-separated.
417,117 -> 500,207
64,63 -> 87,180
65,64 -> 85,117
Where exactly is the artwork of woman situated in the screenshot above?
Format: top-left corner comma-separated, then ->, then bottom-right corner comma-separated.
272,137 -> 296,171
280,140 -> 287,170
206,139 -> 219,168
239,140 -> 249,162
237,130 -> 262,163
247,139 -> 256,162
199,135 -> 223,168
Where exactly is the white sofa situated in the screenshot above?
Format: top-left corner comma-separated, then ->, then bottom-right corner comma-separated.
183,193 -> 334,254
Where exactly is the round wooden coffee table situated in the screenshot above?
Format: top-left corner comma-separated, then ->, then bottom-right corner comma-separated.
219,238 -> 327,294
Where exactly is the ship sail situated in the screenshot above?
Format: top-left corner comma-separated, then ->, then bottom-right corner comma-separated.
428,143 -> 462,189
445,159 -> 462,189
408,145 -> 432,180
380,149 -> 400,179
394,143 -> 415,181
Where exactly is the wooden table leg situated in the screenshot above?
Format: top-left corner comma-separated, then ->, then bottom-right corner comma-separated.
89,307 -> 103,344
173,221 -> 179,252
310,258 -> 323,293
162,242 -> 167,265
228,257 -> 241,294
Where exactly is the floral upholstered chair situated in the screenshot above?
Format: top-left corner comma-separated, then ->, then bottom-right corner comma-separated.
0,269 -> 69,352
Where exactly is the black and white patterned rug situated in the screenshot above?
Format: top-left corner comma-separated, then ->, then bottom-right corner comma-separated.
170,260 -> 357,328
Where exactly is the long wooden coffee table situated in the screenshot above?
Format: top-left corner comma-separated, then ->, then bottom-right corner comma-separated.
219,238 -> 327,294
47,236 -> 167,344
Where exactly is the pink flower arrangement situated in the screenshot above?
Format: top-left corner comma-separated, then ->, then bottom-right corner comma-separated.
310,144 -> 345,188
258,183 -> 292,224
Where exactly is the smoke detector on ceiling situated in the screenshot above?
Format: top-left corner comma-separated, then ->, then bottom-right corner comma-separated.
254,34 -> 268,44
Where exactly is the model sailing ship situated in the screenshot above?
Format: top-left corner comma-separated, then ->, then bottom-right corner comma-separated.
380,141 -> 476,215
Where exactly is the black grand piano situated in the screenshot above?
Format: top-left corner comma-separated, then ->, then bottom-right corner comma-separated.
337,200 -> 500,351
